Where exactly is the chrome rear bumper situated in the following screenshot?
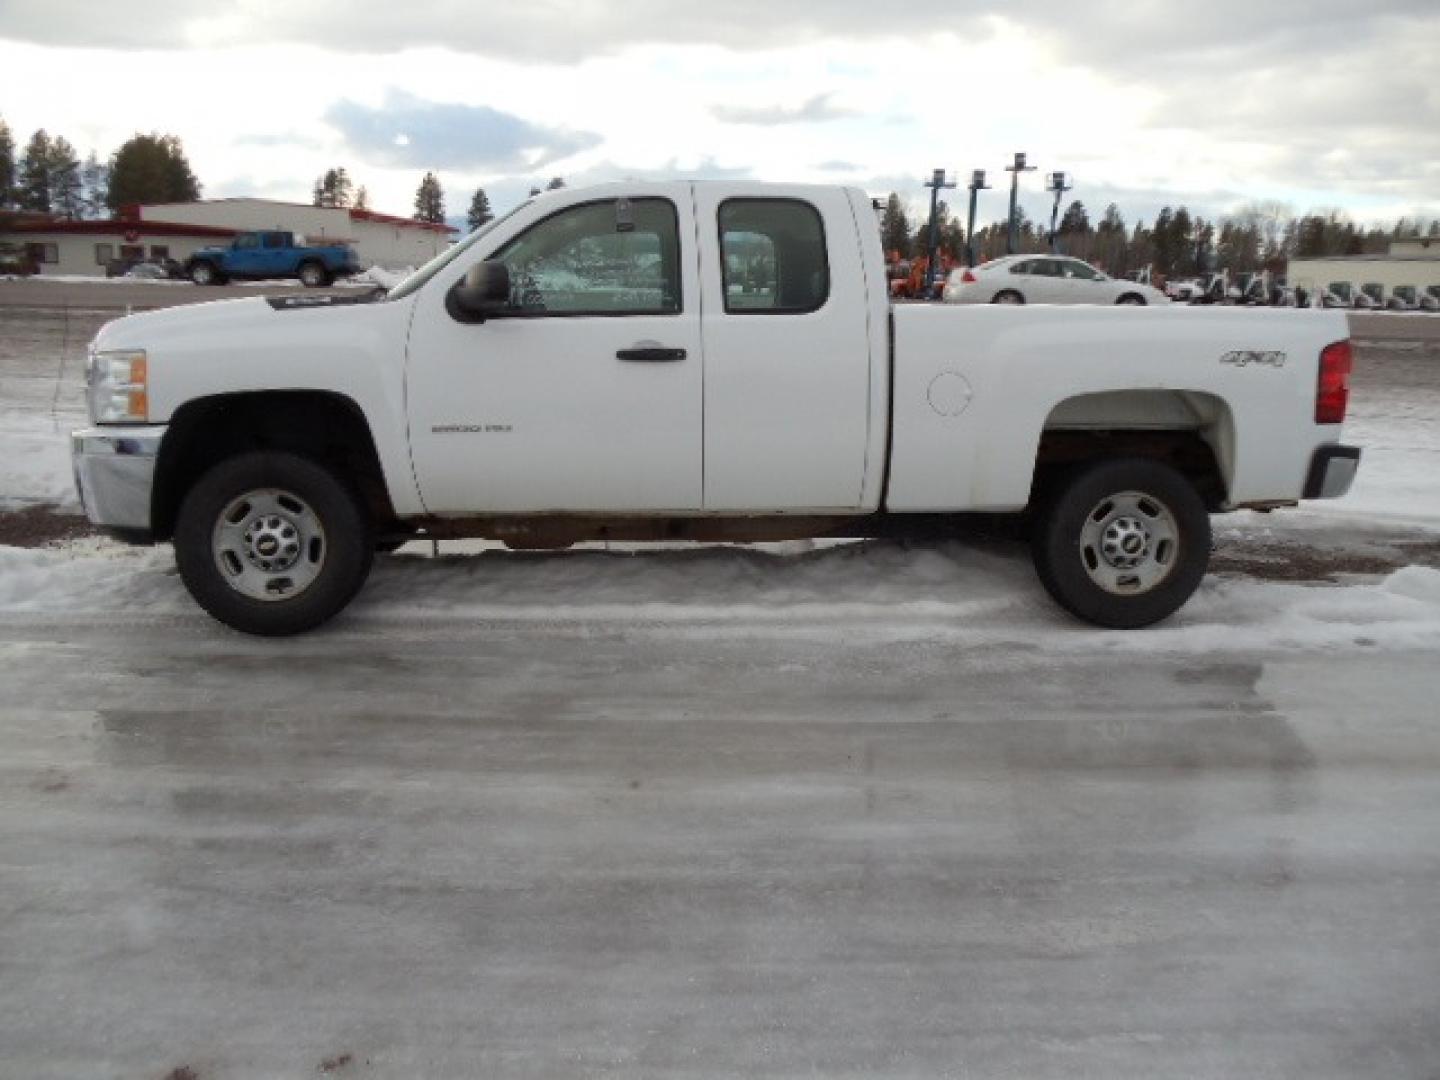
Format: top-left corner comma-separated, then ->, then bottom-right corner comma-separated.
1303,444 -> 1361,500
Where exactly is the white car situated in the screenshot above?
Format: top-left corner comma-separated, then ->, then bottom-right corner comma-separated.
943,255 -> 1170,306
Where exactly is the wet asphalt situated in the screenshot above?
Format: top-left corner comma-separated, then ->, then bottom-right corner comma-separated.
2,613 -> 1438,1078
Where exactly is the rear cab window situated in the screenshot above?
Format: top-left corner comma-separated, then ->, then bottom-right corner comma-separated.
719,199 -> 829,313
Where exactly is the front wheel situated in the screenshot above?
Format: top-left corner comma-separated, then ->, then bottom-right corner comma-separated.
992,289 -> 1025,305
174,452 -> 374,635
1116,293 -> 1147,305
1032,458 -> 1210,629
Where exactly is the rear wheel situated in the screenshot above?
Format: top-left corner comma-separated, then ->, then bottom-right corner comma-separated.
298,261 -> 330,287
174,452 -> 373,635
1032,458 -> 1210,629
992,289 -> 1024,305
1116,293 -> 1146,305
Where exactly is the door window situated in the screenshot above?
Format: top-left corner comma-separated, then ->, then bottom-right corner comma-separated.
492,198 -> 681,315
719,199 -> 829,313
236,235 -> 260,250
1061,259 -> 1102,281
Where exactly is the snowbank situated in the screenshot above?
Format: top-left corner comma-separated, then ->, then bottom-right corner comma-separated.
347,265 -> 414,290
0,411 -> 80,511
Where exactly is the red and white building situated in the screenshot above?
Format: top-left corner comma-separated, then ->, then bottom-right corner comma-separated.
1,198 -> 456,277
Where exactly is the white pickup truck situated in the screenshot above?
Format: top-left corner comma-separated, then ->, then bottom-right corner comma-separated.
72,182 -> 1360,635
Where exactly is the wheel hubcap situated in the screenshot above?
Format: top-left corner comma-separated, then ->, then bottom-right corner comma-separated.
1078,491 -> 1179,595
213,488 -> 326,601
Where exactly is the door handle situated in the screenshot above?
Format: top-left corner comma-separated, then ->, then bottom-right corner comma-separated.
616,346 -> 686,363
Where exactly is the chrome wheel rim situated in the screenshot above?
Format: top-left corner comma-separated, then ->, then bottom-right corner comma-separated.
301,265 -> 321,285
1078,490 -> 1179,595
212,488 -> 326,602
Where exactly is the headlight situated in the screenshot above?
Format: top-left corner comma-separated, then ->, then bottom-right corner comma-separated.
86,348 -> 149,423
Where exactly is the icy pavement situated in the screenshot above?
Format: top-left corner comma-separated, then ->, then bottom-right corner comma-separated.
2,607 -> 1439,1077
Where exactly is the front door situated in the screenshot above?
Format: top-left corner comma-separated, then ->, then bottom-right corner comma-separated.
405,194 -> 703,513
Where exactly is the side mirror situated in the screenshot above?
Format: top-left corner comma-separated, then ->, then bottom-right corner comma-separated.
448,260 -> 512,322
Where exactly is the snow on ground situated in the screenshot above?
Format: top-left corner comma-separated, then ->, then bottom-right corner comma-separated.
0,411 -> 79,511
2,267 -> 406,289
3,536 -> 1440,656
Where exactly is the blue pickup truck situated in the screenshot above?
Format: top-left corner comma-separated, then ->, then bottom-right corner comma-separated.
186,231 -> 360,287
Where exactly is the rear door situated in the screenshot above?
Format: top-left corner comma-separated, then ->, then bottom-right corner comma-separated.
261,232 -> 292,275
693,188 -> 874,510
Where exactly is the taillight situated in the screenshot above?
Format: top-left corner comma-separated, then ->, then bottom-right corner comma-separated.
961,269 -> 977,284
1316,340 -> 1352,424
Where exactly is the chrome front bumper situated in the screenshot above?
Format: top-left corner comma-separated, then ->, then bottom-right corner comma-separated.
71,425 -> 166,533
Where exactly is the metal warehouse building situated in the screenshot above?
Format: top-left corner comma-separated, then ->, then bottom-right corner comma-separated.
1290,237 -> 1440,301
1,198 -> 456,277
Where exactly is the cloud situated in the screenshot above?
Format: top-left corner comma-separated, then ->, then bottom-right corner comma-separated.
815,160 -> 863,173
323,90 -> 601,171
712,93 -> 855,126
236,130 -> 324,150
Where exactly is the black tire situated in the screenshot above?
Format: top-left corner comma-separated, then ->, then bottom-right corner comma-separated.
1032,457 -> 1210,629
1116,293 -> 1147,305
298,261 -> 331,287
189,261 -> 222,286
992,289 -> 1025,305
174,451 -> 374,635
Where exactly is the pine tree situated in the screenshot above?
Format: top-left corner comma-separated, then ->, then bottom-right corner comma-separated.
79,151 -> 109,219
879,193 -> 911,258
1058,201 -> 1090,236
0,116 -> 15,209
466,187 -> 494,231
48,136 -> 83,219
18,129 -> 53,212
312,167 -> 354,208
414,172 -> 445,223
106,133 -> 200,209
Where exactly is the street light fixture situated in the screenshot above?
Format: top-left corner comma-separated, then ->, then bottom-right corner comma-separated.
965,169 -> 991,268
923,168 -> 958,295
1045,171 -> 1073,254
1005,152 -> 1036,255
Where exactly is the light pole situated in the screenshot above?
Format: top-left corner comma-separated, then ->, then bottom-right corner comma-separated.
1005,152 -> 1036,255
923,168 -> 957,295
965,169 -> 990,268
1045,171 -> 1073,254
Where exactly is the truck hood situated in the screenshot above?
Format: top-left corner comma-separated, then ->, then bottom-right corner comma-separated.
91,292 -> 388,354
89,291 -> 415,427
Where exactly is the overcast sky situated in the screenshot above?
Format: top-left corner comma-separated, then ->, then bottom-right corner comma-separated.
2,0 -> 1437,229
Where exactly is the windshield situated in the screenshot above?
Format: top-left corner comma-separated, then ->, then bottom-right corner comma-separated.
385,201 -> 530,301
